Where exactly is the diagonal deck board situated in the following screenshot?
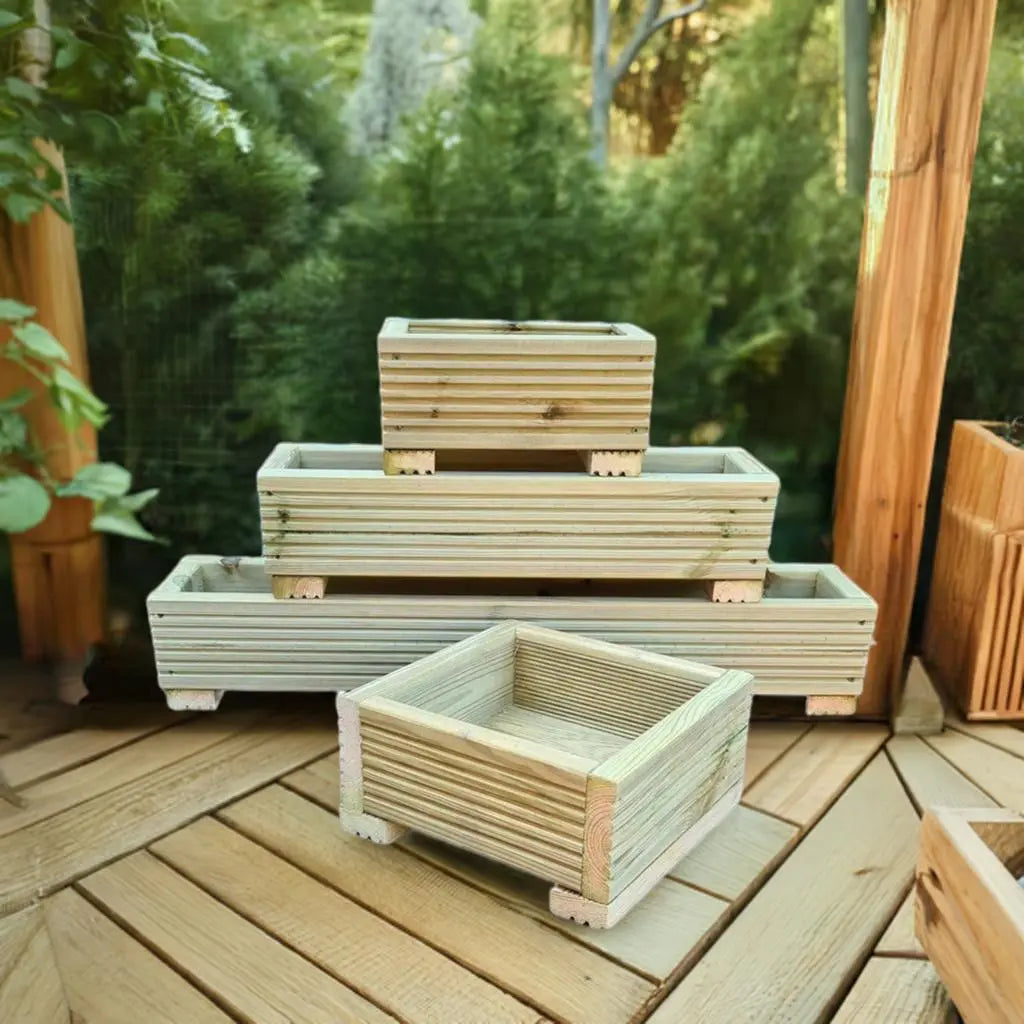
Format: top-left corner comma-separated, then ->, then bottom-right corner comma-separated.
45,887 -> 231,1023
875,892 -> 924,959
0,713 -> 260,837
0,713 -> 335,914
831,957 -> 954,1022
742,722 -> 812,786
0,904 -> 68,1023
885,735 -> 995,812
81,850 -> 396,1022
219,783 -> 652,1024
743,724 -> 889,825
648,754 -> 919,1023
944,715 -> 1024,760
0,705 -> 186,790
924,729 -> 1024,809
152,816 -> 539,1023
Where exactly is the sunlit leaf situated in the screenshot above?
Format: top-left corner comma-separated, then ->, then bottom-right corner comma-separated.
13,321 -> 70,364
0,299 -> 35,322
91,507 -> 161,542
0,473 -> 50,533
3,192 -> 43,221
5,76 -> 40,105
57,461 -> 132,499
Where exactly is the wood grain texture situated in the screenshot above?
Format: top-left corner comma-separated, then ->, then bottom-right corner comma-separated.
80,850 -> 395,1023
649,754 -> 919,1023
257,443 -> 778,580
892,658 -> 945,735
152,817 -> 537,1024
220,784 -> 653,1024
832,2 -> 999,718
377,317 -> 655,451
45,887 -> 230,1024
742,722 -> 811,787
0,904 -> 67,1023
885,734 -> 995,812
916,808 -> 1024,1024
832,957 -> 954,1023
743,724 -> 888,825
924,729 -> 1024,809
0,712 -> 334,913
149,557 -> 873,702
944,715 -> 1024,760
925,423 -> 1024,717
875,892 -> 924,958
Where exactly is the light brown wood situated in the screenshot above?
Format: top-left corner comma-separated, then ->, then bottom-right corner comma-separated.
924,729 -> 1024,809
582,450 -> 644,477
257,443 -> 779,581
163,688 -> 223,711
875,891 -> 924,958
45,887 -> 231,1023
152,817 -> 538,1023
806,694 -> 858,716
270,574 -> 325,599
916,808 -> 1024,1024
0,711 -> 334,912
742,722 -> 811,787
944,714 -> 1024,760
148,557 -> 873,704
833,957 -> 954,1023
832,3 -> 999,718
892,657 -> 945,734
743,724 -> 888,826
885,734 -> 995,812
220,783 -> 654,1024
378,317 -> 655,452
382,449 -> 435,475
80,850 -> 395,1023
649,753 -> 919,1022
0,903 -> 68,1022
704,579 -> 764,604
925,422 -> 1024,720
339,623 -> 751,924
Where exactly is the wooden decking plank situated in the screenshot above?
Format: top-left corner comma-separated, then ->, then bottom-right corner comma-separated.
219,783 -> 653,1024
924,729 -> 1024,809
152,816 -> 539,1023
0,713 -> 258,837
832,957 -> 954,1022
743,724 -> 889,825
0,705 -> 185,789
0,903 -> 68,1023
45,887 -> 230,1023
875,892 -> 924,958
79,850 -> 395,1023
648,753 -> 918,1023
668,803 -> 798,901
742,722 -> 811,788
944,715 -> 1024,761
885,735 -> 995,812
401,831 -> 727,982
0,713 -> 335,914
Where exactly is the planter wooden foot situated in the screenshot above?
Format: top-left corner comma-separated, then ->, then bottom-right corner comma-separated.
383,449 -> 435,475
340,809 -> 407,845
705,579 -> 764,604
582,450 -> 644,477
805,695 -> 857,716
270,575 -> 326,600
164,688 -> 223,711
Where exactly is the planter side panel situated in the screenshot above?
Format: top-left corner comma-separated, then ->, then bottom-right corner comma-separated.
357,703 -> 588,890
601,679 -> 751,900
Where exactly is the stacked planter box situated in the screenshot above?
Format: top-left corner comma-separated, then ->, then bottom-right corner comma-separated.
924,421 -> 1024,719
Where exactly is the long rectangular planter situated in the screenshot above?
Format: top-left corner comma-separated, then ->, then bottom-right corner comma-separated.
147,557 -> 873,712
257,443 -> 779,582
378,318 -> 656,455
338,621 -> 753,928
924,421 -> 1024,719
916,807 -> 1024,1022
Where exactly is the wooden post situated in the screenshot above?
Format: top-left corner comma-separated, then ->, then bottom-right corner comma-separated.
832,0 -> 997,718
0,3 -> 105,668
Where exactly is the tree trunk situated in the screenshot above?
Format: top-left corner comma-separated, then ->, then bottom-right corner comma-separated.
590,0 -> 611,167
841,0 -> 871,196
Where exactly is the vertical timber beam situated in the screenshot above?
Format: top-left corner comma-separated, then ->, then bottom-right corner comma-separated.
832,0 -> 997,718
1,2 -> 105,668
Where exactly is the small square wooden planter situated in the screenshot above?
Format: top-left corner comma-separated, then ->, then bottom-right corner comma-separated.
924,421 -> 1024,719
337,622 -> 753,928
916,807 -> 1024,1022
378,318 -> 656,475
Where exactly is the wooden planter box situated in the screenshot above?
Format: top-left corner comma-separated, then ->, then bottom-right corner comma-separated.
257,443 -> 779,592
338,622 -> 752,928
147,558 -> 872,713
916,808 -> 1024,1022
378,318 -> 656,476
924,421 -> 1024,719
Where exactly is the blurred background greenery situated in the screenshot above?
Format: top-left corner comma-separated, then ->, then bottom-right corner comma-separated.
1,0 -> 1022,653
